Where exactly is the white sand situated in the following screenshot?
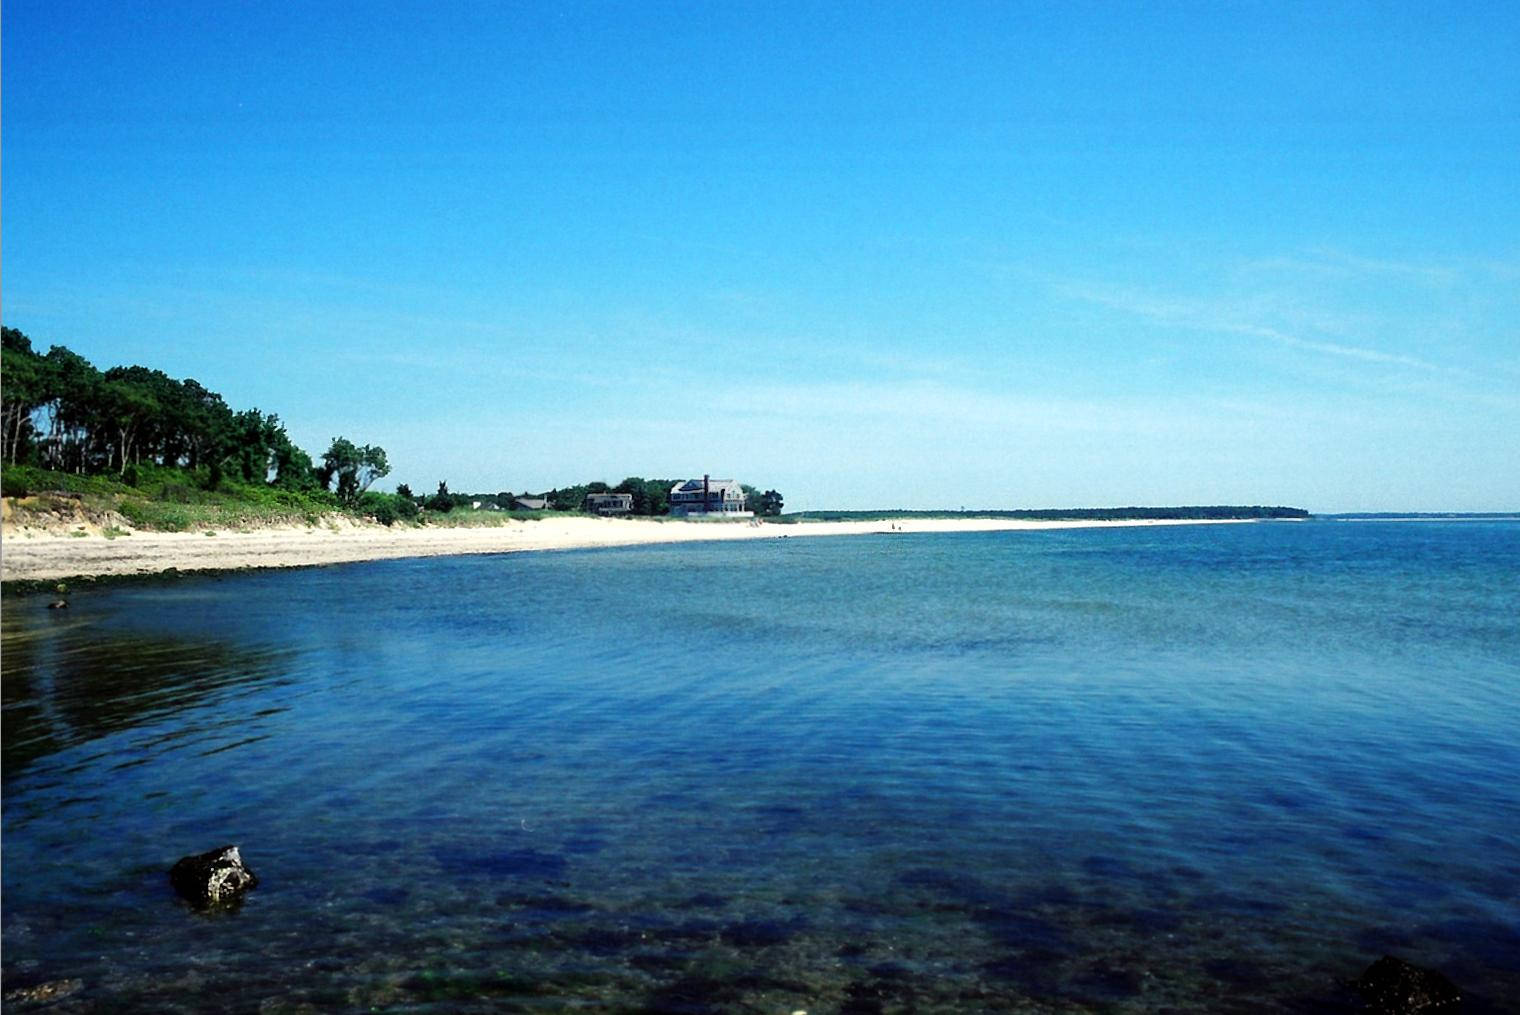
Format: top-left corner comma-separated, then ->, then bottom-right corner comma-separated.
1,514 -> 1248,583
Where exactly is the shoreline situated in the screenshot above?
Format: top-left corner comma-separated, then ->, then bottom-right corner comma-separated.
1,516 -> 1255,585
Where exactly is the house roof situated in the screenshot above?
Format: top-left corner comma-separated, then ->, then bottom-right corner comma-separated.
671,478 -> 743,495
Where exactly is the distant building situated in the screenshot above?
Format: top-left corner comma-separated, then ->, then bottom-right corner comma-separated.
669,476 -> 751,518
584,492 -> 634,515
513,496 -> 550,511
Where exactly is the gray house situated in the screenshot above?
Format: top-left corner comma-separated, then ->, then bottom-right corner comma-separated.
669,476 -> 750,518
584,492 -> 634,515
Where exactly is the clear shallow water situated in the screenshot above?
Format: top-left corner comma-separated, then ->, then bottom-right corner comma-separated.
3,520 -> 1518,1013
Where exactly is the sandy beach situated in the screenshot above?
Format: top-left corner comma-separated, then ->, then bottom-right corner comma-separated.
0,514 -> 1250,584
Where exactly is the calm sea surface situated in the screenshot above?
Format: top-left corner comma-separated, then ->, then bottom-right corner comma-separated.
3,521 -> 1518,1013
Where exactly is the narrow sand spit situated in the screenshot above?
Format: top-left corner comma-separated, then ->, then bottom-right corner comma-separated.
1,516 -> 1250,583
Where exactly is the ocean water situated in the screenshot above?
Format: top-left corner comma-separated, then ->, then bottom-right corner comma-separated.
3,520 -> 1518,1013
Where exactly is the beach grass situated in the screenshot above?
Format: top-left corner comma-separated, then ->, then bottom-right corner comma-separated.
4,463 -> 345,532
413,508 -> 554,528
2,464 -> 581,534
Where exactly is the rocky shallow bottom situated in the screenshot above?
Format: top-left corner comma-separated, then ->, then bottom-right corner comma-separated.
5,845 -> 1514,1014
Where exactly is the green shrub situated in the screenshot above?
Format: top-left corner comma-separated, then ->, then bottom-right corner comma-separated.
118,500 -> 191,532
115,500 -> 149,528
372,499 -> 398,526
159,481 -> 196,504
357,491 -> 418,527
2,468 -> 31,498
2,464 -> 114,497
3,463 -> 360,531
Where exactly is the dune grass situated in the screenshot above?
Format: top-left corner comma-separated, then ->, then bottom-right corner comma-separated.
3,464 -> 575,533
3,463 -> 341,532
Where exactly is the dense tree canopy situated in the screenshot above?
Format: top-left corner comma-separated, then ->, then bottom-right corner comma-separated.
2,327 -> 46,465
0,326 -> 385,502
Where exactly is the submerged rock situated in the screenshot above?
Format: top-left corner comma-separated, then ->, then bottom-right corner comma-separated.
3,979 -> 84,1005
169,844 -> 259,908
1356,955 -> 1462,1013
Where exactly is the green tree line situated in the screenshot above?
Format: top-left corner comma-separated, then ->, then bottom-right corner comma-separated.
2,326 -> 386,505
410,477 -> 785,517
4,325 -> 784,525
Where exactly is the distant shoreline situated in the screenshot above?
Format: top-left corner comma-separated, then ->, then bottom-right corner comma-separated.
780,505 -> 1310,522
1323,513 -> 1520,521
1,515 -> 1261,586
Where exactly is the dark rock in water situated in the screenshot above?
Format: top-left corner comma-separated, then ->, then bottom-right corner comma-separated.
169,844 -> 259,908
1356,955 -> 1462,1013
47,599 -> 68,609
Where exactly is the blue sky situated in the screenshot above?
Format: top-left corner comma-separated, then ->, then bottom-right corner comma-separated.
5,1 -> 1517,511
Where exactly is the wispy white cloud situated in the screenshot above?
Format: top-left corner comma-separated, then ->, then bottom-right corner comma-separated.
1055,278 -> 1465,377
1242,249 -> 1464,287
724,377 -> 1261,439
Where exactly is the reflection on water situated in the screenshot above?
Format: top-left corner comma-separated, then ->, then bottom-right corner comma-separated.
3,523 -> 1519,1012
2,616 -> 290,776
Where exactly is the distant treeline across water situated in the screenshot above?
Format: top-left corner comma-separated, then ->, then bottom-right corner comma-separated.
783,505 -> 1311,522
